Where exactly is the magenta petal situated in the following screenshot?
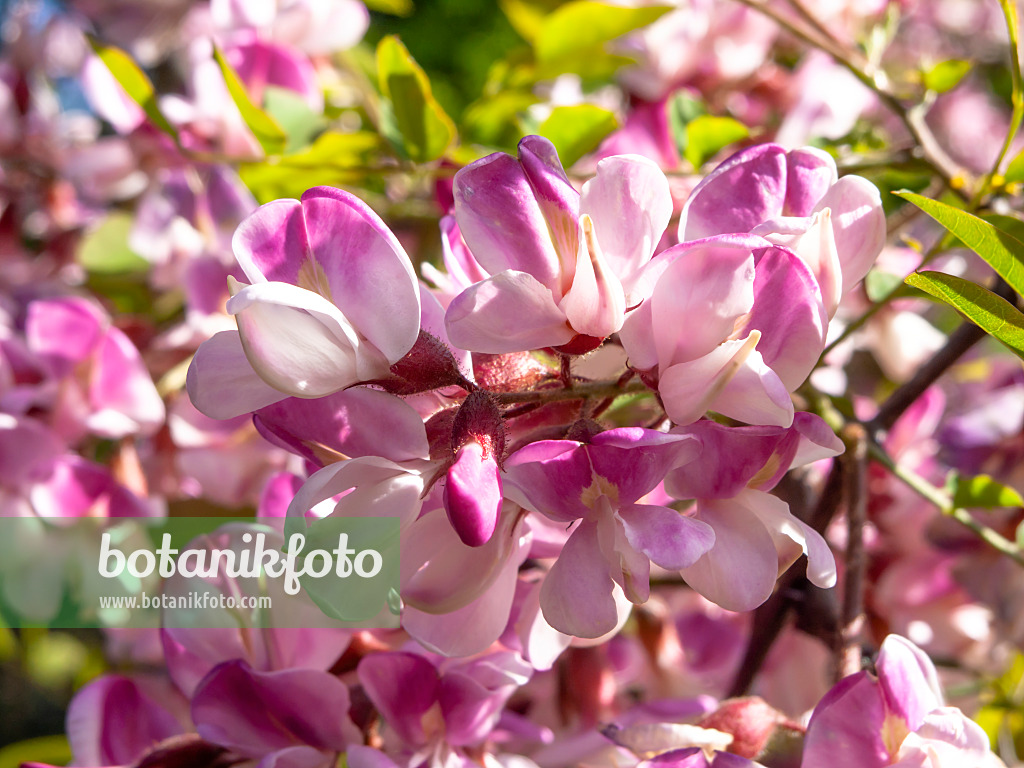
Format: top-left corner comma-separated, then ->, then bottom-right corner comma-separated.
503,440 -> 593,522
680,499 -> 779,611
300,187 -> 421,363
651,239 -> 755,367
88,325 -> 165,437
618,504 -> 715,570
454,150 -> 567,291
747,245 -> 827,390
588,429 -> 700,504
25,297 -> 103,374
192,661 -> 351,757
358,652 -> 440,747
255,387 -> 429,465
66,675 -> 184,767
540,521 -> 619,638
783,147 -> 837,216
233,198 -> 309,285
579,154 -> 672,299
445,270 -> 574,353
876,634 -> 944,732
801,672 -> 890,768
444,442 -> 503,546
814,175 -> 886,294
187,330 -> 288,419
680,144 -> 788,241
712,346 -> 795,428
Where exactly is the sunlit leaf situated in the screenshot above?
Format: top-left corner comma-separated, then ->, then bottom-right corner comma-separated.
537,104 -> 617,167
895,191 -> 1024,297
87,37 -> 179,142
77,213 -> 149,274
905,271 -> 1024,361
263,86 -> 325,153
865,269 -> 905,302
212,46 -> 287,156
377,36 -> 456,162
364,0 -> 414,15
1004,147 -> 1024,184
684,115 -> 749,169
949,471 -> 1024,509
534,2 -> 672,63
239,131 -> 385,203
0,735 -> 72,768
922,59 -> 972,93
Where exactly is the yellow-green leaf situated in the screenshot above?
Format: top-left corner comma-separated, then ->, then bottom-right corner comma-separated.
922,59 -> 972,93
684,115 -> 749,169
895,191 -> 1024,298
376,36 -> 456,163
213,46 -> 287,156
88,38 -> 179,142
537,104 -> 617,167
950,471 -> 1024,509
534,2 -> 672,63
77,212 -> 149,273
0,735 -> 72,768
1004,147 -> 1024,184
363,0 -> 414,15
905,271 -> 1024,361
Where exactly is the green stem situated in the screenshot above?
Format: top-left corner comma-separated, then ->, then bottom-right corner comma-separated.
491,378 -> 649,405
867,441 -> 1024,567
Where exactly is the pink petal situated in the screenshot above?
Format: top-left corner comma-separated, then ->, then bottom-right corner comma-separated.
679,144 -> 788,241
746,245 -> 827,389
618,503 -> 715,570
540,521 -> 619,638
680,498 -> 779,611
588,429 -> 701,504
753,210 -> 843,317
87,326 -> 165,437
801,672 -> 890,768
192,661 -> 352,756
229,280 -> 390,396
745,490 -> 836,588
357,652 -> 440,747
232,198 -> 308,286
711,344 -> 795,428
560,215 -> 627,338
503,440 -> 594,522
454,149 -> 568,292
187,330 -> 288,419
814,175 -> 886,294
580,154 -> 672,300
444,441 -> 503,546
877,634 -> 944,731
300,187 -> 421,363
649,240 -> 756,369
445,271 -> 574,353
783,147 -> 837,216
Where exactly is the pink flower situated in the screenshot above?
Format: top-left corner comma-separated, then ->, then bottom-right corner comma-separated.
504,428 -> 713,638
620,235 -> 827,427
187,186 -> 421,418
664,414 -> 841,611
801,635 -> 1005,768
445,136 -> 672,354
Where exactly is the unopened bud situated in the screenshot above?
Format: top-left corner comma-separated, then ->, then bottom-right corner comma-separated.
378,330 -> 471,395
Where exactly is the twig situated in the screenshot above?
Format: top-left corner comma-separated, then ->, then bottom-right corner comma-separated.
836,424 -> 868,681
867,441 -> 1024,567
491,378 -> 649,405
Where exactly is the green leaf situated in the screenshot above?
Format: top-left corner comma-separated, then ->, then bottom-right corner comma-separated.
0,735 -> 71,768
1004,147 -> 1024,184
77,212 -> 149,273
239,131 -> 385,203
864,269 -> 905,302
363,0 -> 414,15
88,38 -> 179,142
376,36 -> 456,163
905,271 -> 1024,360
895,191 -> 1024,297
534,2 -> 672,63
537,104 -> 617,167
922,59 -> 972,93
263,86 -> 325,153
212,46 -> 287,156
950,471 -> 1024,509
684,115 -> 749,169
